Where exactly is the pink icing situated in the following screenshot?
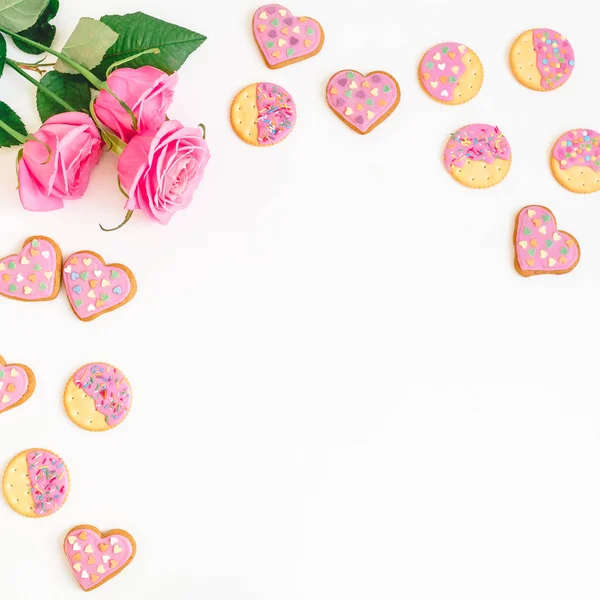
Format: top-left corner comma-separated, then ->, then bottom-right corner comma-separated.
419,42 -> 470,102
256,82 -> 296,145
515,206 -> 579,274
0,238 -> 57,300
64,252 -> 132,319
64,528 -> 134,591
443,124 -> 511,171
552,129 -> 600,172
532,29 -> 574,90
0,364 -> 28,413
326,70 -> 399,134
26,450 -> 68,516
73,363 -> 132,426
253,4 -> 323,67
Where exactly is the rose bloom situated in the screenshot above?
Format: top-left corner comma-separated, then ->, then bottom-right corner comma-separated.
94,66 -> 178,143
117,120 -> 210,225
18,112 -> 102,212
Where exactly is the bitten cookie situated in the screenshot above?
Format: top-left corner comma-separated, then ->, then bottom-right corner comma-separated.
443,124 -> 512,188
514,206 -> 580,276
0,355 -> 35,415
551,129 -> 600,194
0,236 -> 61,301
326,70 -> 400,135
253,3 -> 324,69
231,82 -> 297,146
64,363 -> 132,431
64,251 -> 137,322
64,525 -> 136,592
2,448 -> 69,517
510,29 -> 574,91
419,42 -> 483,104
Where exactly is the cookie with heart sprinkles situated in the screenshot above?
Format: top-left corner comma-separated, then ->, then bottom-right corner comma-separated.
551,129 -> 600,194
443,124 -> 512,188
0,355 -> 35,416
510,29 -> 574,91
231,82 -> 296,146
2,448 -> 69,518
64,363 -> 132,431
419,42 -> 483,104
253,3 -> 324,69
64,525 -> 136,591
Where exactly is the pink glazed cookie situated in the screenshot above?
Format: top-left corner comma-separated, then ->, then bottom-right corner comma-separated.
253,3 -> 324,69
0,236 -> 62,301
326,70 -> 400,135
551,129 -> 600,193
0,355 -> 35,416
63,251 -> 137,322
64,525 -> 136,592
443,124 -> 512,188
510,29 -> 574,91
419,42 -> 483,104
2,448 -> 69,518
231,82 -> 297,146
514,206 -> 580,276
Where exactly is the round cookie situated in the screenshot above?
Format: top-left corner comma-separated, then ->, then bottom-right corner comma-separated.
230,82 -> 297,146
443,124 -> 512,189
551,129 -> 600,194
419,42 -> 483,104
510,29 -> 575,91
64,363 -> 132,432
3,448 -> 69,518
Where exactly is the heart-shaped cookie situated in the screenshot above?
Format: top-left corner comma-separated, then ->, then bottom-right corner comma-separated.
0,236 -> 61,301
514,205 -> 580,276
64,525 -> 136,591
253,3 -> 324,69
326,70 -> 401,135
64,251 -> 137,322
0,355 -> 35,415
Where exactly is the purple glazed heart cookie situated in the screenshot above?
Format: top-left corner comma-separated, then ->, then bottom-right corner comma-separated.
0,236 -> 61,302
514,205 -> 580,276
64,251 -> 137,322
326,70 -> 400,135
253,3 -> 324,69
0,355 -> 35,416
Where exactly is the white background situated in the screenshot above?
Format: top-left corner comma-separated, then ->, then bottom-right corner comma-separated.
1,0 -> 600,598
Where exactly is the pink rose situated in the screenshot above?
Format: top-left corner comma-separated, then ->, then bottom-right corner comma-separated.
18,112 -> 102,212
94,66 -> 178,143
117,120 -> 210,225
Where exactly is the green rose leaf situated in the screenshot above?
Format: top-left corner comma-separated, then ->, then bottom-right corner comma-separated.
36,71 -> 91,122
94,12 -> 206,79
0,0 -> 48,33
0,34 -> 6,77
11,0 -> 58,55
55,17 -> 119,74
0,101 -> 28,147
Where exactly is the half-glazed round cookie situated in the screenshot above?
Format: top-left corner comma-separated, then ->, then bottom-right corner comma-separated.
2,448 -> 69,517
551,129 -> 600,194
230,82 -> 297,146
64,363 -> 132,431
419,42 -> 483,104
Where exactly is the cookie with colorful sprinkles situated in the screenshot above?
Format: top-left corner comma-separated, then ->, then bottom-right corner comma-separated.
0,355 -> 36,416
64,524 -> 136,592
419,42 -> 483,105
231,82 -> 297,146
326,70 -> 400,135
2,448 -> 69,518
253,3 -> 324,69
443,124 -> 512,188
514,206 -> 580,276
551,129 -> 600,194
0,235 -> 62,302
64,362 -> 132,431
510,29 -> 575,91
